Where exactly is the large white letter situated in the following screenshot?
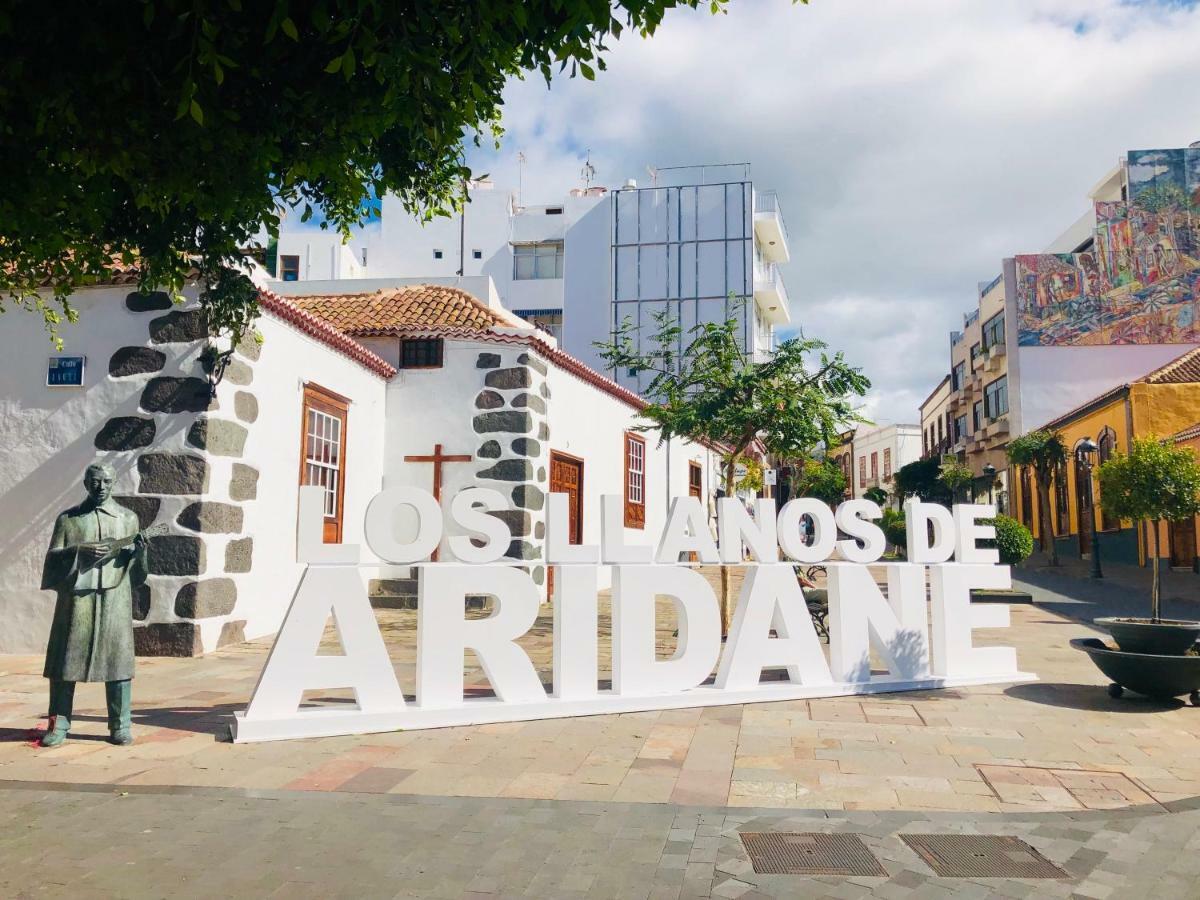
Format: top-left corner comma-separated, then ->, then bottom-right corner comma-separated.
777,498 -> 837,563
297,485 -> 360,564
245,566 -> 403,719
601,495 -> 653,563
835,499 -> 885,563
904,499 -> 955,564
364,487 -> 443,563
656,496 -> 720,564
827,563 -> 930,683
416,565 -> 545,707
953,504 -> 999,564
929,564 -> 1018,679
547,492 -> 600,564
446,487 -> 511,564
552,565 -> 599,700
612,565 -> 721,695
718,497 -> 779,563
715,564 -> 833,690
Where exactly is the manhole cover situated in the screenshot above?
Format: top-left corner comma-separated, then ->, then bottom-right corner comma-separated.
901,834 -> 1068,878
740,832 -> 887,876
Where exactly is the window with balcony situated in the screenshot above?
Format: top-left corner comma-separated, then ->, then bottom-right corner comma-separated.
982,313 -> 1005,350
883,449 -> 892,480
952,361 -> 966,391
954,415 -> 967,442
984,376 -> 1008,419
970,342 -> 982,364
513,242 -> 564,280
972,400 -> 983,434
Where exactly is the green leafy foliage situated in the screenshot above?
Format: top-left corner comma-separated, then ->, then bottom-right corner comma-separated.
789,458 -> 848,507
1098,437 -> 1200,621
982,515 -> 1033,566
863,485 -> 889,506
937,459 -> 974,502
597,303 -> 870,490
1007,429 -> 1067,565
881,507 -> 907,556
0,0 -> 762,345
893,457 -> 951,504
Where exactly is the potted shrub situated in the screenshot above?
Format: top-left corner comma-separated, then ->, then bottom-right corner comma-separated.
1073,437 -> 1200,704
1094,437 -> 1200,654
972,516 -> 1034,603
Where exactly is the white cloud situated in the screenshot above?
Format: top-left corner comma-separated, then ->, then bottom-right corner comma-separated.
466,0 -> 1200,424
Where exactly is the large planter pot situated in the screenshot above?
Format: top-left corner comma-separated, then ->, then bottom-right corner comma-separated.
1072,638 -> 1200,703
1094,617 -> 1200,656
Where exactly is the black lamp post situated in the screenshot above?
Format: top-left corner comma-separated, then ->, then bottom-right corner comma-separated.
1077,437 -> 1103,579
982,463 -> 997,506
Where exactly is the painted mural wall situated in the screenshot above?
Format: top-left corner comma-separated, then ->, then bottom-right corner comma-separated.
1016,147 -> 1200,347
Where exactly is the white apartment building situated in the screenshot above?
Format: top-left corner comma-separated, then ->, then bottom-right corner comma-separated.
849,424 -> 922,503
272,164 -> 791,387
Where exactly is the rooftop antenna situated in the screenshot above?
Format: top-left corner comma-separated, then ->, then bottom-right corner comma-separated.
647,165 -> 658,186
581,150 -> 595,190
516,151 -> 526,208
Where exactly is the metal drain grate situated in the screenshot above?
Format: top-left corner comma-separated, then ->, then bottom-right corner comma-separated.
740,832 -> 887,876
901,834 -> 1068,878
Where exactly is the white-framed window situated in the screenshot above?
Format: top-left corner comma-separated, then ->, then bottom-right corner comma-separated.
513,242 -> 564,280
624,433 -> 646,528
305,408 -> 342,517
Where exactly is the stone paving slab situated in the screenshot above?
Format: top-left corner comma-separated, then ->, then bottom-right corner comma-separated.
2,569 -> 1200,814
2,782 -> 1199,899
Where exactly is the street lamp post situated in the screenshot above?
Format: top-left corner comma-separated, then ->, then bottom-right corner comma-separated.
982,463 -> 997,506
1077,437 -> 1103,579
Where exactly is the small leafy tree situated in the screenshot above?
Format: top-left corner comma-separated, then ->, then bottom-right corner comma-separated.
790,458 -> 849,507
597,305 -> 869,633
1098,437 -> 1200,622
864,485 -> 889,507
1007,430 -> 1067,566
938,459 -> 974,504
893,457 -> 952,505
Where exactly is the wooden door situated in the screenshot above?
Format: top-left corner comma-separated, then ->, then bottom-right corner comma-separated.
1074,455 -> 1093,557
299,383 -> 349,543
549,451 -> 584,595
1170,517 -> 1197,570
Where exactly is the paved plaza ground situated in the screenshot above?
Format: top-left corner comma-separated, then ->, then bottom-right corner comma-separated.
3,564 -> 1200,897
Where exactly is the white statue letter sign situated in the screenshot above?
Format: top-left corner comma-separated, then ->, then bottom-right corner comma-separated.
232,488 -> 1033,742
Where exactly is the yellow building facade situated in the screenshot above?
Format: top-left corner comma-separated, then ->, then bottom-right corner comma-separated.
1011,349 -> 1200,569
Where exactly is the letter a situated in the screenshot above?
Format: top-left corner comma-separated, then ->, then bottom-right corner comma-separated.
245,566 -> 405,721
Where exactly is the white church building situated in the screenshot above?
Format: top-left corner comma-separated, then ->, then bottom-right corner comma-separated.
0,277 -> 726,657
272,164 -> 792,393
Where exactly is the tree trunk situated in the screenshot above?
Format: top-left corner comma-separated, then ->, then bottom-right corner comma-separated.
1151,519 -> 1162,623
719,457 -> 738,636
1036,477 -> 1058,566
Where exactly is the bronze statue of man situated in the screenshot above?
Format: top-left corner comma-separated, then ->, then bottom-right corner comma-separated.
40,462 -> 148,746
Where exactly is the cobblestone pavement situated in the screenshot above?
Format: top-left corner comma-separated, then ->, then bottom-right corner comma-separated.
3,781 -> 1200,899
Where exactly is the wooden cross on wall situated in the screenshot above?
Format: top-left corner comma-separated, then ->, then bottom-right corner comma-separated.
404,443 -> 473,560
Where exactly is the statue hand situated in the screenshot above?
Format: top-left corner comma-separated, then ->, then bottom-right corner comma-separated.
78,543 -> 110,567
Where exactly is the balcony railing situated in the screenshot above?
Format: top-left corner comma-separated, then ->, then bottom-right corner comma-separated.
753,190 -> 790,251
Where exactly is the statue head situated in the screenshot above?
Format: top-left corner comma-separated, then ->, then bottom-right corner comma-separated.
84,462 -> 116,505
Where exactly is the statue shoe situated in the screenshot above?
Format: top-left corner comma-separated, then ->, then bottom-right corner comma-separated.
108,728 -> 133,746
40,724 -> 69,747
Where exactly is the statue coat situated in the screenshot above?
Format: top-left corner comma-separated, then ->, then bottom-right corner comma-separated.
41,498 -> 147,683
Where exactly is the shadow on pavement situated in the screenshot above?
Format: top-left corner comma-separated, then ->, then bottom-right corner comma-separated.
1005,681 -> 1185,713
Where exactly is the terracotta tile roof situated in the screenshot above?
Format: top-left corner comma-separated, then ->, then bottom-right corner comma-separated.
1142,346 -> 1200,384
257,288 -> 397,379
1174,422 -> 1200,443
287,285 -> 506,336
